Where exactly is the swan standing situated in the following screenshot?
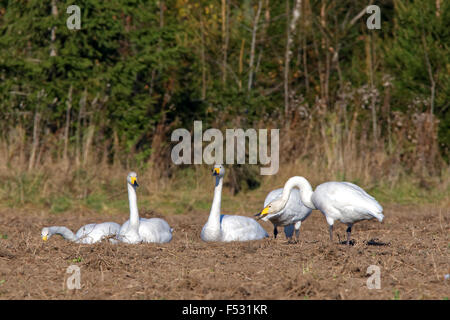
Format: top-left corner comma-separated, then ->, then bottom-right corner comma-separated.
255,182 -> 312,242
116,172 -> 173,244
258,176 -> 384,245
201,165 -> 268,242
41,222 -> 120,244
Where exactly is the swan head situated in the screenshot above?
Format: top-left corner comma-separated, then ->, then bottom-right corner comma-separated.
41,227 -> 50,241
255,198 -> 286,220
127,171 -> 139,188
212,164 -> 225,178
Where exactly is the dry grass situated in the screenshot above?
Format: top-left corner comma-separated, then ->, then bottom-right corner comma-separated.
0,85 -> 447,206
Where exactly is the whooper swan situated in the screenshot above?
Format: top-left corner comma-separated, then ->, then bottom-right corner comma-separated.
201,165 -> 268,242
255,180 -> 313,242
258,176 -> 384,245
41,222 -> 120,244
116,172 -> 173,244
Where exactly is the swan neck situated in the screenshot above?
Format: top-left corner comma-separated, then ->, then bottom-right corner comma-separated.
208,176 -> 223,227
282,176 -> 316,209
49,226 -> 76,241
127,183 -> 139,230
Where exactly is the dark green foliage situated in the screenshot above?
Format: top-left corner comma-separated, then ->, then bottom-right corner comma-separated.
0,0 -> 448,167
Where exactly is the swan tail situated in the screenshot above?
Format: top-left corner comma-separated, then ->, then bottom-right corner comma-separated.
371,211 -> 384,222
367,201 -> 384,222
370,201 -> 384,222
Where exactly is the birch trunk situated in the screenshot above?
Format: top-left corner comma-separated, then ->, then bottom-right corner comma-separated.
221,0 -> 229,83
63,85 -> 72,165
50,0 -> 58,57
284,0 -> 302,116
248,0 -> 263,91
28,110 -> 41,170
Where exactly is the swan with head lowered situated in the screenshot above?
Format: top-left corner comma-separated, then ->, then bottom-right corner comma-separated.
201,165 -> 268,242
41,222 -> 120,244
254,181 -> 313,242
257,176 -> 384,245
116,172 -> 173,244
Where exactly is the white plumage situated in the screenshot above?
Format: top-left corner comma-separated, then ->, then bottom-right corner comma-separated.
117,172 -> 173,244
118,217 -> 173,244
41,222 -> 120,244
260,176 -> 384,244
260,187 -> 312,241
201,165 -> 268,242
312,181 -> 384,226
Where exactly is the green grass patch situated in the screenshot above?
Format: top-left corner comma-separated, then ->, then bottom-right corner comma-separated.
369,179 -> 449,205
49,196 -> 73,214
392,289 -> 400,300
0,167 -> 448,214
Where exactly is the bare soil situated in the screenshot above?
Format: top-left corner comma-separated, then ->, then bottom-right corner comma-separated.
0,204 -> 448,299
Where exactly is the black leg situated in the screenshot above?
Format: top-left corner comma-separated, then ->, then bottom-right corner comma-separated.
346,225 -> 352,245
273,226 -> 278,239
329,225 -> 333,242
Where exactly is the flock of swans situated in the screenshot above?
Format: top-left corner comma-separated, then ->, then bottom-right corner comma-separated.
41,165 -> 384,245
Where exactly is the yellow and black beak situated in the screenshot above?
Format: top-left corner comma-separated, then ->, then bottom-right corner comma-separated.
42,235 -> 48,241
254,207 -> 269,220
212,168 -> 220,176
130,177 -> 139,187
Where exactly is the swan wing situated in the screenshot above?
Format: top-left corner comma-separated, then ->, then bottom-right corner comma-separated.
137,218 -> 173,243
76,222 -> 121,244
220,215 -> 268,241
314,182 -> 384,222
75,224 -> 96,238
96,222 -> 121,238
263,188 -> 313,225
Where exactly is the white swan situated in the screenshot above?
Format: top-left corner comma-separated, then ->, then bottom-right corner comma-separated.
41,222 -> 120,244
255,181 -> 313,242
116,172 -> 173,244
201,165 -> 268,242
259,176 -> 384,245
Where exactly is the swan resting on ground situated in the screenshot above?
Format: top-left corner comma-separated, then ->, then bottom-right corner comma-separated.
201,165 -> 269,242
255,182 -> 313,242
116,172 -> 173,244
258,176 -> 384,245
41,222 -> 120,244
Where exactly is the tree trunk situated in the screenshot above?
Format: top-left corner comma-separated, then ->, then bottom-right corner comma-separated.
421,33 -> 436,115
76,88 -> 87,167
239,38 -> 245,91
254,0 -> 270,78
50,0 -> 58,57
436,0 -> 441,17
284,0 -> 302,116
63,85 -> 72,165
221,0 -> 229,83
149,1 -> 165,97
248,0 -> 263,91
320,0 -> 330,107
200,15 -> 206,99
28,110 -> 41,171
